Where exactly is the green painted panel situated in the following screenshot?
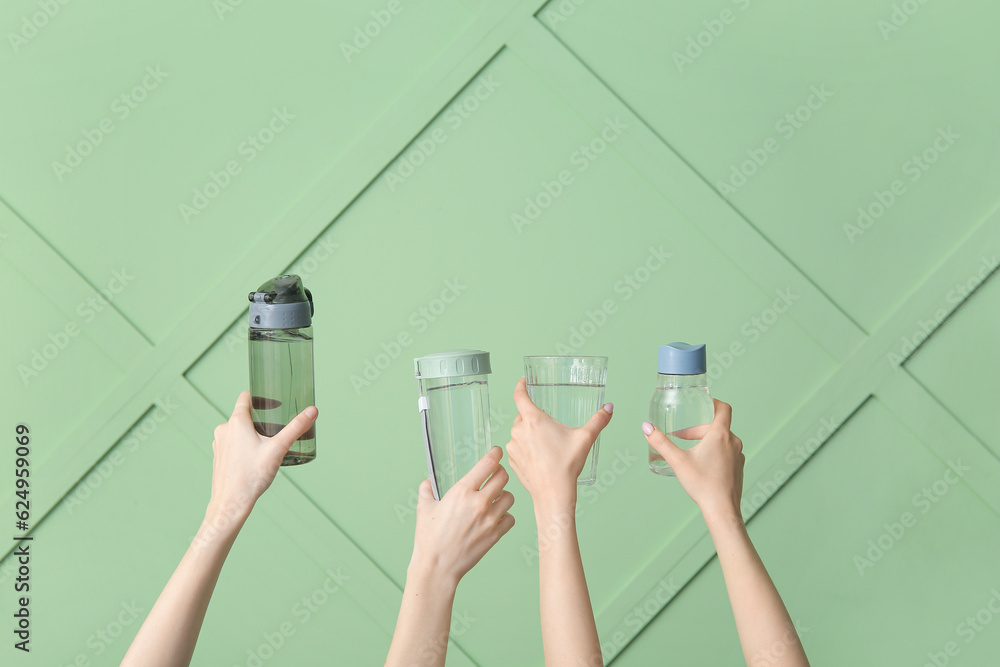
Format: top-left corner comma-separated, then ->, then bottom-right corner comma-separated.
4,1 -> 996,665
185,46 -> 836,665
1,255 -> 124,506
615,397 -> 1000,664
539,0 -> 1000,332
0,399 -> 390,666
906,267 -> 1000,459
0,0 -> 473,342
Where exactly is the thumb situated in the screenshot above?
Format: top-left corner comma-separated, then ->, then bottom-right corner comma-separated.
580,402 -> 614,442
269,405 -> 318,455
643,422 -> 683,468
417,478 -> 436,506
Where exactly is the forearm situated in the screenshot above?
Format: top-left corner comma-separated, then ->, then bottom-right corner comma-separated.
121,504 -> 246,667
535,499 -> 602,667
385,564 -> 459,667
703,509 -> 808,667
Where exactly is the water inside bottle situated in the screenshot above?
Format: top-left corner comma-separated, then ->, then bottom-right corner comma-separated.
423,379 -> 491,496
649,385 -> 713,477
248,329 -> 315,465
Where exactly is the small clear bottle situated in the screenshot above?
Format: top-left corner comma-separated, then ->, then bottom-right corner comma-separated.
649,342 -> 714,477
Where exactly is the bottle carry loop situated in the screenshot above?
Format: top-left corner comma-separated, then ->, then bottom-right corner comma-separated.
417,393 -> 442,500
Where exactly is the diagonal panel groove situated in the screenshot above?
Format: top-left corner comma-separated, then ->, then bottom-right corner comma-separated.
508,17 -> 866,362
531,14 -> 871,341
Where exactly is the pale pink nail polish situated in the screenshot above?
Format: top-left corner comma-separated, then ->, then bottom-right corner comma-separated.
603,403 -> 614,414
642,421 -> 654,436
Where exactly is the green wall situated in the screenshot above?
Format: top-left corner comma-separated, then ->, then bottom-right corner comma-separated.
3,0 -> 999,664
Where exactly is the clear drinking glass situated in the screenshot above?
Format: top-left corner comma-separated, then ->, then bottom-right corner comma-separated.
523,355 -> 608,486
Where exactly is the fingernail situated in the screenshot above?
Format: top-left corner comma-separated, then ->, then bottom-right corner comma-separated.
304,406 -> 318,419
603,403 -> 614,414
642,421 -> 654,435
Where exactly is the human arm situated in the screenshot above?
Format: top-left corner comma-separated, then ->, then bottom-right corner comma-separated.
385,446 -> 515,667
643,400 -> 808,667
121,390 -> 318,667
506,377 -> 613,667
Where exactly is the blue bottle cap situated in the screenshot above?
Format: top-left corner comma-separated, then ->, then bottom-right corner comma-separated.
657,342 -> 707,375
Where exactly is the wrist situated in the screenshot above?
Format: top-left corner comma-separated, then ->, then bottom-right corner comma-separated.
534,498 -> 577,537
201,499 -> 251,542
406,553 -> 461,593
531,486 -> 578,518
701,502 -> 745,534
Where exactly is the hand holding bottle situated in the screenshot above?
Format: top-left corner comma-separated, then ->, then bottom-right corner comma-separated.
507,376 -> 610,666
643,402 -> 809,666
408,446 -> 516,585
643,399 -> 744,522
386,447 -> 514,667
208,390 -> 319,525
507,377 -> 614,511
122,391 -> 318,667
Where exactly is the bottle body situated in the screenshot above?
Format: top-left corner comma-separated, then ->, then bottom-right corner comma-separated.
420,373 -> 492,497
249,325 -> 316,466
649,372 -> 713,476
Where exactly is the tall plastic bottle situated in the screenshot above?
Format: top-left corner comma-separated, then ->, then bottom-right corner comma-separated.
248,274 -> 316,466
